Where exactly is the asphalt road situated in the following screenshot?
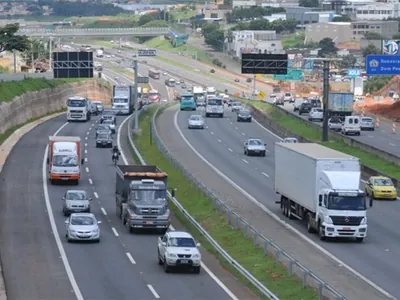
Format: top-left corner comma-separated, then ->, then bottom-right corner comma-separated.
100,43 -> 400,158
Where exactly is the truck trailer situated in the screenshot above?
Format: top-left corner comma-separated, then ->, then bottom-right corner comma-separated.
115,165 -> 170,233
274,143 -> 370,242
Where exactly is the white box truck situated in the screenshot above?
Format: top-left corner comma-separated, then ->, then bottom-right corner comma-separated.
274,143 -> 370,242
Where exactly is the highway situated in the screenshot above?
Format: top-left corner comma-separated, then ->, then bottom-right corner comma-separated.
0,63 -> 253,299
99,42 -> 400,158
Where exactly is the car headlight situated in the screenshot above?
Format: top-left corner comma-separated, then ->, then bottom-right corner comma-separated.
92,228 -> 99,234
167,252 -> 177,258
69,229 -> 77,233
360,217 -> 367,225
324,216 -> 333,224
193,254 -> 200,258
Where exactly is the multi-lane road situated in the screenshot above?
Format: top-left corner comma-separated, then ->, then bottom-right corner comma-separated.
0,64 -> 257,299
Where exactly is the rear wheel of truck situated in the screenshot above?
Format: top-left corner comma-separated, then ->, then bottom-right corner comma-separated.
306,214 -> 316,233
318,222 -> 326,241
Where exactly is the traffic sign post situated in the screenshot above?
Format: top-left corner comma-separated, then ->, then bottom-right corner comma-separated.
241,53 -> 288,75
258,91 -> 265,99
366,55 -> 400,75
138,49 -> 156,56
273,69 -> 303,81
348,68 -> 361,78
137,76 -> 149,84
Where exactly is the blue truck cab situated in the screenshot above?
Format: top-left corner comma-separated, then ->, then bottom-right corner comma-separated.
180,94 -> 196,111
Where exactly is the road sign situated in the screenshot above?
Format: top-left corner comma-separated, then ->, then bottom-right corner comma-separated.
258,91 -> 265,99
136,76 -> 149,84
273,69 -> 303,81
366,55 -> 400,75
347,68 -> 361,78
138,49 -> 156,56
256,74 -> 262,79
241,53 -> 288,75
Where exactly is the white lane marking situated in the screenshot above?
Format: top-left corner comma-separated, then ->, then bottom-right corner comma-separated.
84,149 -> 87,154
101,207 -> 107,216
85,143 -> 87,147
85,137 -> 88,140
94,192 -> 99,198
42,122 -> 84,300
389,143 -> 396,146
89,178 -> 93,185
86,132 -> 89,135
210,131 -> 214,135
174,110 -> 395,299
147,285 -> 160,299
218,139 -> 222,143
112,227 -> 119,237
262,172 -> 270,178
84,157 -> 88,162
241,159 -> 248,164
241,132 -> 245,136
228,148 -> 233,152
85,167 -> 89,173
117,115 -> 133,165
126,252 -> 136,265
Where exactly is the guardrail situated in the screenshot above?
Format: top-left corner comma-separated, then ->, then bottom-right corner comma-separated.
16,27 -> 170,36
128,102 -> 346,300
127,103 -> 280,300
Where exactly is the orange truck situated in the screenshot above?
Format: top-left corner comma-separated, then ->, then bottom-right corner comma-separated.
47,136 -> 84,185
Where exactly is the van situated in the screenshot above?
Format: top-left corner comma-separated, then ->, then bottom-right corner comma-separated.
180,94 -> 196,111
341,116 -> 361,136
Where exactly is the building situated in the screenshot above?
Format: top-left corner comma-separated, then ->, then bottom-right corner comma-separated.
285,7 -> 335,24
322,0 -> 375,16
355,3 -> 400,20
226,30 -> 284,58
351,20 -> 399,39
263,13 -> 286,21
232,0 -> 257,8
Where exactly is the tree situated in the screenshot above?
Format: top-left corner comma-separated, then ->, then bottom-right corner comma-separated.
318,38 -> 337,57
332,15 -> 351,22
362,44 -> 380,57
204,29 -> 224,51
364,31 -> 383,40
138,13 -> 160,26
299,0 -> 319,7
393,33 -> 400,39
21,39 -> 49,67
0,23 -> 29,53
341,54 -> 357,68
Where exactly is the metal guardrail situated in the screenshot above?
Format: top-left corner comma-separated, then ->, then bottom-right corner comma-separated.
126,103 -> 280,300
16,27 -> 170,36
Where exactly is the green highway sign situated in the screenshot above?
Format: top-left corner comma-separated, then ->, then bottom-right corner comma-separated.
273,69 -> 303,81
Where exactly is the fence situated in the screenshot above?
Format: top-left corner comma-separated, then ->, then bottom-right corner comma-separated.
131,103 -> 346,300
0,72 -> 53,82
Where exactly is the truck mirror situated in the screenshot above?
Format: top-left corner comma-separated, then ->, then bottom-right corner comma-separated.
46,158 -> 49,164
162,242 -> 166,246
81,158 -> 84,165
64,220 -> 69,224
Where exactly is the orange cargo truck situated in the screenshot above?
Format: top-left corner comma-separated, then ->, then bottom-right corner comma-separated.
47,136 -> 84,185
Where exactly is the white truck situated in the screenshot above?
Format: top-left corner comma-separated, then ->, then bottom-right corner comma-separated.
205,86 -> 216,100
275,143 -> 369,242
96,49 -> 104,58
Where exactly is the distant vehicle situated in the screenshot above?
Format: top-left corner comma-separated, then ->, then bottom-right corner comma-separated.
96,132 -> 113,148
181,84 -> 187,89
62,190 -> 92,216
341,116 -> 361,136
112,85 -> 135,115
205,97 -> 223,118
365,176 -> 397,200
360,117 -> 375,131
237,109 -> 252,122
234,78 -> 240,82
299,102 -> 312,115
328,117 -> 343,131
227,99 -> 234,107
165,78 -> 176,87
231,102 -> 242,112
244,138 -> 266,156
246,78 -> 252,83
196,96 -> 206,107
158,231 -> 201,274
102,119 -> 115,133
293,99 -> 304,112
149,68 -> 160,79
101,110 -> 116,125
283,137 -> 298,143
210,69 -> 215,73
187,86 -> 193,92
67,96 -> 91,122
270,93 -> 276,99
310,98 -> 321,108
180,94 -> 196,111
93,101 -> 104,113
65,213 -> 101,243
180,79 -> 185,84
284,92 -> 294,103
308,108 -> 323,122
274,96 -> 284,106
188,115 -> 205,129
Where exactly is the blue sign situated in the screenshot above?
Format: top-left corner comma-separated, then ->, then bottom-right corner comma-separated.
366,55 -> 400,75
347,68 -> 361,78
288,59 -> 313,70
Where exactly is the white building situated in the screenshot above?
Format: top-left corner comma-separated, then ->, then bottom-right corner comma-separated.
355,3 -> 400,20
232,0 -> 257,8
263,13 -> 286,21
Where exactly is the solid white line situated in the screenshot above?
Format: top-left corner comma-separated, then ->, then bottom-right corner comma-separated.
112,227 -> 119,237
173,109 -> 395,299
389,143 -> 396,146
241,132 -> 245,136
262,172 -> 270,178
85,167 -> 89,172
84,149 -> 87,154
126,252 -> 136,264
94,192 -> 99,198
89,178 -> 93,185
228,148 -> 233,152
101,207 -> 107,216
241,159 -> 248,164
218,139 -> 222,143
210,131 -> 214,135
42,122 -> 84,300
147,285 -> 160,299
117,115 -> 132,165
84,157 -> 88,162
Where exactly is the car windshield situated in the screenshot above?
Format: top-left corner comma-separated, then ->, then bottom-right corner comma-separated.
67,99 -> 86,107
53,154 -> 78,167
328,195 -> 366,210
374,178 -> 393,186
285,93 -> 291,97
70,216 -> 95,226
314,108 -> 323,112
362,118 -> 372,122
98,133 -> 109,139
234,102 -> 242,106
168,237 -> 196,248
190,116 -> 202,121
97,125 -> 110,131
248,140 -> 263,146
182,96 -> 193,102
66,191 -> 87,200
239,110 -> 250,115
103,120 -> 113,125
208,99 -> 222,105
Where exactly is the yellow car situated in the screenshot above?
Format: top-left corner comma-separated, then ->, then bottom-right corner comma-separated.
365,176 -> 398,200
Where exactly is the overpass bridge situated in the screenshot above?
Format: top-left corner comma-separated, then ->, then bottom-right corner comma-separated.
16,27 -> 170,37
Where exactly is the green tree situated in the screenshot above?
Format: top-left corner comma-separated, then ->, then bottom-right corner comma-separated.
21,39 -> 49,67
138,13 -> 160,26
299,0 -> 319,7
341,54 -> 357,68
204,29 -> 224,51
141,20 -> 169,27
362,44 -> 380,57
332,15 -> 351,22
0,23 -> 29,53
364,31 -> 383,40
318,38 -> 337,57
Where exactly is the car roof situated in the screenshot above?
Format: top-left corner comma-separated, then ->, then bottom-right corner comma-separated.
370,176 -> 391,180
248,138 -> 263,142
168,231 -> 193,238
70,213 -> 95,218
67,190 -> 86,194
190,114 -> 202,118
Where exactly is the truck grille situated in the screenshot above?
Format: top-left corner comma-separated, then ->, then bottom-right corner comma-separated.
140,208 -> 160,215
70,110 -> 83,113
330,216 -> 363,226
177,254 -> 191,258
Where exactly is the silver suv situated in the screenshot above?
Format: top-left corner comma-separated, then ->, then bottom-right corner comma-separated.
62,190 -> 92,216
244,138 -> 266,156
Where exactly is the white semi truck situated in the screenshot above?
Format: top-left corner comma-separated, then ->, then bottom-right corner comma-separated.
274,143 -> 370,242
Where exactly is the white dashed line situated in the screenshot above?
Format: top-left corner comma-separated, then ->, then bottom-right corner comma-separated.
85,143 -> 87,147
235,127 -> 238,130
89,178 -> 93,185
101,207 -> 107,216
85,167 -> 89,172
84,149 -> 87,154
389,143 -> 396,146
126,252 -> 136,264
241,132 -> 245,136
85,157 -> 88,162
112,227 -> 119,237
368,135 -> 374,138
86,132 -> 89,135
242,159 -> 249,164
147,285 -> 160,299
228,148 -> 233,152
94,192 -> 99,198
85,137 -> 88,140
218,139 -> 222,143
210,132 -> 214,135
262,172 -> 270,178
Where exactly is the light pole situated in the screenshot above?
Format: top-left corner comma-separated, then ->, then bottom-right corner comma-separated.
133,59 -> 139,131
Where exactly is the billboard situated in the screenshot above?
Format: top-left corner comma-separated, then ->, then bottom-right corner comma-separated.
382,40 -> 400,55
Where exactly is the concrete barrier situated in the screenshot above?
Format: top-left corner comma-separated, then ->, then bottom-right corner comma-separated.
0,72 -> 53,82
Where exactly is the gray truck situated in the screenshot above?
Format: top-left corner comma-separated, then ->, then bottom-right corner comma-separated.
115,165 -> 170,233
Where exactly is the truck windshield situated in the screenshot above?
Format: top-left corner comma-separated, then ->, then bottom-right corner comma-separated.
53,154 -> 78,167
113,98 -> 128,103
132,189 -> 166,202
208,99 -> 222,105
67,100 -> 86,107
328,195 -> 366,210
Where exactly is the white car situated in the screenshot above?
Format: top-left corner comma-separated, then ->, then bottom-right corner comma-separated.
360,117 -> 375,131
163,72 -> 168,76
308,108 -> 323,122
283,137 -> 298,143
106,55 -> 111,58
111,54 -> 115,58
65,213 -> 101,243
158,231 -> 201,273
244,138 -> 266,156
102,119 -> 115,133
188,115 -> 205,129
328,117 -> 343,131
231,102 -> 242,112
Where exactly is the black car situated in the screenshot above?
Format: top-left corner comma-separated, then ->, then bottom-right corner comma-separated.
299,102 -> 312,115
96,132 -> 113,148
237,109 -> 252,122
227,99 -> 234,107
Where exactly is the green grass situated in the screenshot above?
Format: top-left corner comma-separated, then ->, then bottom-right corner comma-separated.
0,78 -> 85,103
132,104 -> 318,300
249,101 -> 400,179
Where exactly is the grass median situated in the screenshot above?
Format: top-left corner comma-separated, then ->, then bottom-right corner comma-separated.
132,104 -> 317,300
249,101 -> 400,179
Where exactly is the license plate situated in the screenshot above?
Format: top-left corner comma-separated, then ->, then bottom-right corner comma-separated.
145,221 -> 153,224
61,177 -> 69,180
383,194 -> 391,197
342,227 -> 351,231
180,260 -> 188,264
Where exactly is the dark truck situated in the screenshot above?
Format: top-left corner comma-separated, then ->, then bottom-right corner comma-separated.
115,165 -> 170,233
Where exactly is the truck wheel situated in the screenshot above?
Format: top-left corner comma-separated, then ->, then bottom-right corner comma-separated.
306,215 -> 316,233
286,200 -> 293,219
318,222 -> 326,241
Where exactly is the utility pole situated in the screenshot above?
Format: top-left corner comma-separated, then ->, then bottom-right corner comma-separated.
49,37 -> 53,72
252,74 -> 256,100
133,59 -> 139,130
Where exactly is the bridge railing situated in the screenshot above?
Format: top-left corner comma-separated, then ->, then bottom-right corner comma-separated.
16,27 -> 170,35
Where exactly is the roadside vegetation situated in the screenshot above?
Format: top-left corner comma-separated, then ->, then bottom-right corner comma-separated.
132,104 -> 318,300
248,101 -> 400,179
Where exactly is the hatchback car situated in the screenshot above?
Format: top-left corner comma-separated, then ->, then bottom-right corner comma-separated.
237,109 -> 252,122
188,115 -> 205,129
65,213 -> 101,243
231,102 -> 242,112
293,99 -> 304,112
328,117 -> 343,131
365,176 -> 397,200
244,138 -> 266,156
308,108 -> 323,122
360,117 -> 375,131
62,190 -> 92,216
102,119 -> 115,133
283,137 -> 298,143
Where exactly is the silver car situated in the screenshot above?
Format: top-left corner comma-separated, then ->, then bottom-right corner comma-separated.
360,117 -> 375,131
244,138 -> 266,156
328,117 -> 343,131
231,102 -> 242,112
93,101 -> 104,113
65,213 -> 101,243
188,115 -> 205,129
283,137 -> 298,143
102,119 -> 116,133
293,99 -> 304,112
62,190 -> 92,216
